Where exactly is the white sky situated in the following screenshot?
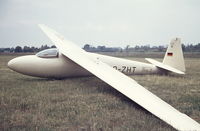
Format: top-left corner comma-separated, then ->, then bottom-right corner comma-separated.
0,0 -> 200,48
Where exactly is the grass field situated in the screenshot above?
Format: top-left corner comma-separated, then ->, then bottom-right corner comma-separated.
0,53 -> 200,131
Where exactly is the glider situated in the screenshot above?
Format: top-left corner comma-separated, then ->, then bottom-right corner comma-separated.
8,25 -> 200,131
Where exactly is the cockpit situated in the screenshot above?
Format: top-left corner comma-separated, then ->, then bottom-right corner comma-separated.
36,48 -> 59,58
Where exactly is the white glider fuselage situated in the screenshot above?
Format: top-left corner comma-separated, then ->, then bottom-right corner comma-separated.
8,51 -> 160,78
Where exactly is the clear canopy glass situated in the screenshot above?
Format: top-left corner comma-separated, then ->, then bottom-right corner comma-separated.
36,48 -> 58,58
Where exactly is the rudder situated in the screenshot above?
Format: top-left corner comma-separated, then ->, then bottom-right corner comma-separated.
163,38 -> 185,72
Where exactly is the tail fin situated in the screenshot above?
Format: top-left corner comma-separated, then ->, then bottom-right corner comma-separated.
145,38 -> 185,75
163,38 -> 185,72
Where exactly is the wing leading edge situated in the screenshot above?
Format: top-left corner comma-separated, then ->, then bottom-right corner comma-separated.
39,24 -> 200,131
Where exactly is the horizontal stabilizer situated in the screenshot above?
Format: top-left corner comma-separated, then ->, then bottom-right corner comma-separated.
145,58 -> 185,75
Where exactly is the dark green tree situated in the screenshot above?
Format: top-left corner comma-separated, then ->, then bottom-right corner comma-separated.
14,46 -> 22,53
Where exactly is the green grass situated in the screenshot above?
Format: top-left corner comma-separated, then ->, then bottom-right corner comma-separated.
0,54 -> 200,131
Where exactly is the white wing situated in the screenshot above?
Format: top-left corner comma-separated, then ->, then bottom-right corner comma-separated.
39,24 -> 200,131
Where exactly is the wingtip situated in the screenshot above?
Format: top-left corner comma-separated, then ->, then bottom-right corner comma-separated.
38,24 -> 45,28
178,71 -> 185,75
38,24 -> 43,28
145,58 -> 151,62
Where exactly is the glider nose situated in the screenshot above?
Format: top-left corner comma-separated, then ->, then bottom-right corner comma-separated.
8,57 -> 23,72
8,56 -> 35,74
7,55 -> 59,78
7,59 -> 13,69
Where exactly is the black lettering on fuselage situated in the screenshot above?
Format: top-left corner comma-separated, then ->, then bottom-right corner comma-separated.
132,67 -> 136,73
126,67 -> 132,73
113,66 -> 117,70
113,66 -> 136,74
122,66 -> 126,73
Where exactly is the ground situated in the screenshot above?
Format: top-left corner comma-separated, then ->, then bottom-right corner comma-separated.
0,53 -> 200,131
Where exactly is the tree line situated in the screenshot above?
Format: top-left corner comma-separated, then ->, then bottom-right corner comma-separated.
0,45 -> 56,53
0,43 -> 200,53
83,43 -> 200,52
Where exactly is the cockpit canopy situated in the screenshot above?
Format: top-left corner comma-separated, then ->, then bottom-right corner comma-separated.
36,48 -> 59,58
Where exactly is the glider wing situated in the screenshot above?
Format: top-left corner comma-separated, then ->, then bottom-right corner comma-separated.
39,24 -> 200,131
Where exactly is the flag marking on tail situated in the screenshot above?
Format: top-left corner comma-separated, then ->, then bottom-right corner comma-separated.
167,52 -> 173,56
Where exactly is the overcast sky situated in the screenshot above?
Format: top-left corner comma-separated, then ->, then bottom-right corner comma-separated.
0,0 -> 200,48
